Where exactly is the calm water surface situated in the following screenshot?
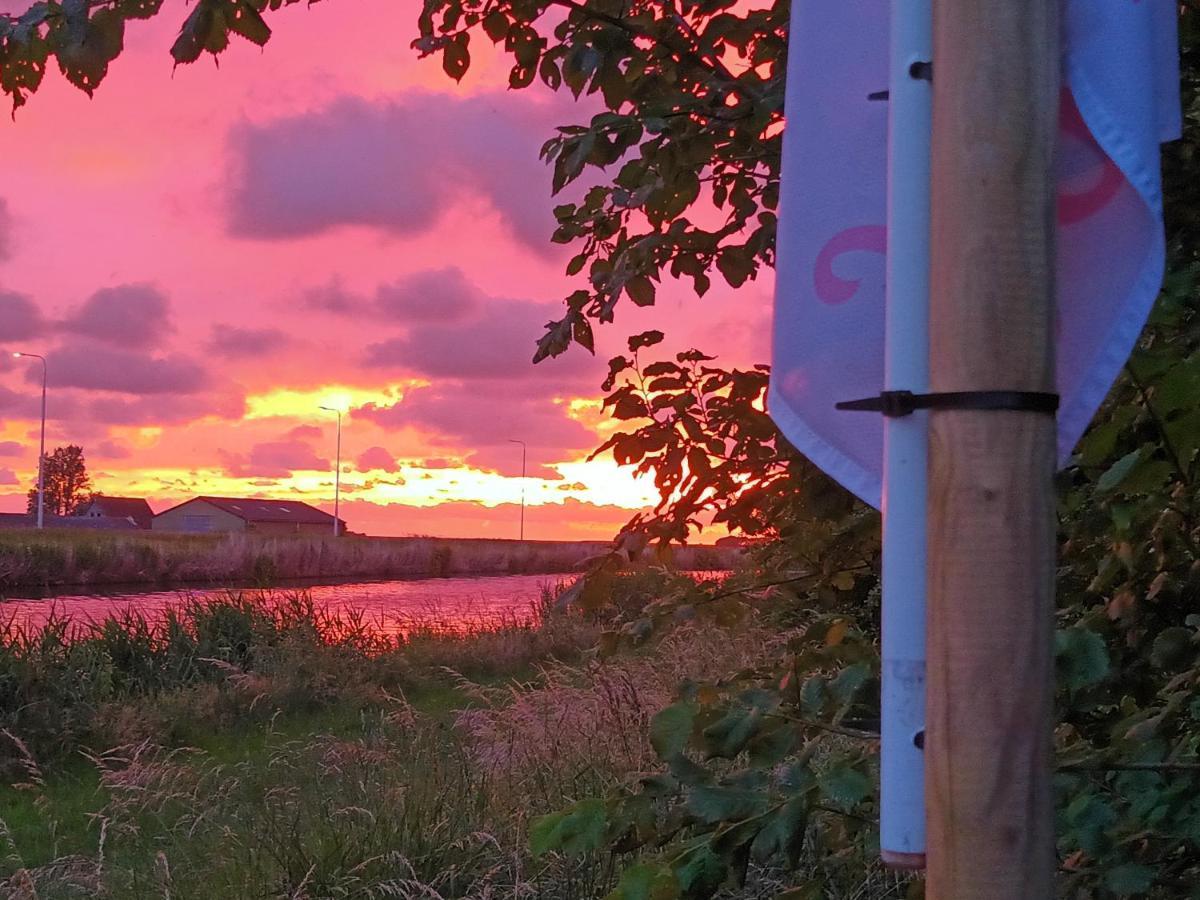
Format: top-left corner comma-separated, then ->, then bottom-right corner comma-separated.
0,574 -> 582,635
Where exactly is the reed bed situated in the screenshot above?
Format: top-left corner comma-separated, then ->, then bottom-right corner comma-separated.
0,529 -> 736,590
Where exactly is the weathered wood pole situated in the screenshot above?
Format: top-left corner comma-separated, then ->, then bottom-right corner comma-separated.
925,0 -> 1059,896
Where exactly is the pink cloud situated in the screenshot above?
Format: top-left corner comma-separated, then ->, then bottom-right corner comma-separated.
0,441 -> 22,456
227,439 -> 332,478
207,324 -> 291,358
0,468 -> 17,486
356,445 -> 400,472
95,440 -> 133,459
61,284 -> 173,347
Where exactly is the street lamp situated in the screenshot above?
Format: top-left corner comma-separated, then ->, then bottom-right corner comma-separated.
319,406 -> 342,537
508,438 -> 526,541
12,352 -> 46,529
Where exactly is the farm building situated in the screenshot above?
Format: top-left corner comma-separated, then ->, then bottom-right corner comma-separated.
77,496 -> 155,529
151,496 -> 344,535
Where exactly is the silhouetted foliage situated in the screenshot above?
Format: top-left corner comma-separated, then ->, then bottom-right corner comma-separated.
26,444 -> 92,517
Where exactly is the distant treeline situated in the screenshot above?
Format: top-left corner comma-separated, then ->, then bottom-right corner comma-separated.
0,530 -> 738,590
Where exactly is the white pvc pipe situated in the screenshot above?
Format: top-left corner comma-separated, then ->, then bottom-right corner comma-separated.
880,0 -> 931,868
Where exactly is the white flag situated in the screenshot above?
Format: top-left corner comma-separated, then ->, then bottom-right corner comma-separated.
769,0 -> 1181,509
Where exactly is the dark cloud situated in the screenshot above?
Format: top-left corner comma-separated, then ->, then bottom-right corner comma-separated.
95,440 -> 132,459
0,290 -> 46,342
61,284 -> 173,348
86,390 -> 244,426
0,441 -> 22,456
300,279 -> 364,314
363,298 -> 597,385
300,267 -> 481,324
375,267 -> 480,322
44,342 -> 209,395
356,446 -> 400,473
207,324 -> 290,359
227,93 -> 565,254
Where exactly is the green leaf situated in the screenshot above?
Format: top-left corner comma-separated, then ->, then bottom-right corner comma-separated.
529,798 -> 608,857
1104,863 -> 1155,895
626,275 -> 657,306
746,723 -> 795,767
828,662 -> 871,708
629,330 -> 665,352
816,764 -> 870,810
673,844 -> 726,897
1149,626 -> 1194,670
686,785 -> 768,824
651,703 -> 697,760
1055,628 -> 1110,692
1096,449 -> 1145,493
529,811 -> 565,857
442,33 -> 470,81
227,0 -> 271,46
171,0 -> 223,65
482,9 -> 508,41
750,796 -> 808,866
606,862 -> 681,900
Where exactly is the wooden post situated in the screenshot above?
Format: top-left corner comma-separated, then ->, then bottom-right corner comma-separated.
926,0 -> 1059,897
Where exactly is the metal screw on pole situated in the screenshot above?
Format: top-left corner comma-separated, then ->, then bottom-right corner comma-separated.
12,352 -> 47,529
319,406 -> 342,537
508,438 -> 526,541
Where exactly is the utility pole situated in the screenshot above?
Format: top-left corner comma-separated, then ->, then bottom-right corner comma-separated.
12,352 -> 47,529
925,0 -> 1058,896
319,406 -> 342,537
508,438 -> 526,540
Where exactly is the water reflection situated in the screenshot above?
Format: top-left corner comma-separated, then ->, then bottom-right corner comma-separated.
0,574 -> 581,637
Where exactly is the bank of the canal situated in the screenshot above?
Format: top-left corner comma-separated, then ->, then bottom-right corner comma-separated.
0,530 -> 738,591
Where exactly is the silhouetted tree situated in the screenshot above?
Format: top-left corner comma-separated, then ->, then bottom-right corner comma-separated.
26,445 -> 93,517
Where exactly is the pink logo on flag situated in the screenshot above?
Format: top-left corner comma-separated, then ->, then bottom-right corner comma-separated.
814,225 -> 888,305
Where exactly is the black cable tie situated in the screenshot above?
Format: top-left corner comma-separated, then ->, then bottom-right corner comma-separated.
835,390 -> 1059,417
868,90 -> 890,101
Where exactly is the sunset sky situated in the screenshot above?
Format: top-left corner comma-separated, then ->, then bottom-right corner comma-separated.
0,0 -> 771,540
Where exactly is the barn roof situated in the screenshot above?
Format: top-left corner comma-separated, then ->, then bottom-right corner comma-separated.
87,496 -> 154,529
165,496 -> 341,526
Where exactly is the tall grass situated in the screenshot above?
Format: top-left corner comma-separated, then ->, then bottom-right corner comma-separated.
0,529 -> 738,590
0,573 -> 900,899
0,588 -> 597,769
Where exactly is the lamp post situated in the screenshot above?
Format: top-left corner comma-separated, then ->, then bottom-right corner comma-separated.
319,406 -> 342,537
508,438 -> 526,541
12,352 -> 46,529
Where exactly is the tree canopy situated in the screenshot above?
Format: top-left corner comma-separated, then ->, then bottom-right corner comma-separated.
26,444 -> 93,516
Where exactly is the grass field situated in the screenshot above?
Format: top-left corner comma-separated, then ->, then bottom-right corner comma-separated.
0,528 -> 735,590
0,576 -> 902,899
